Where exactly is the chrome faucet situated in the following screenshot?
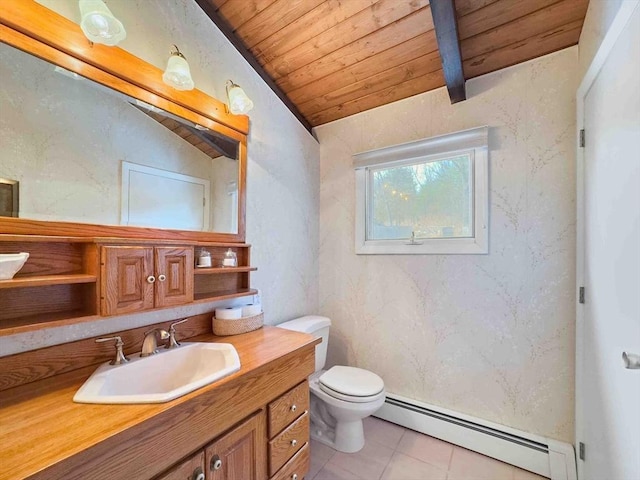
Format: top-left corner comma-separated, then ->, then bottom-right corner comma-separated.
140,329 -> 170,357
96,336 -> 129,365
166,318 -> 189,350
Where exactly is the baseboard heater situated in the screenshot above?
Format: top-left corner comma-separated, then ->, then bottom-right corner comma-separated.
375,393 -> 577,480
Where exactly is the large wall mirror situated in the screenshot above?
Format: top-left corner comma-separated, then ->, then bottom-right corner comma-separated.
0,3 -> 247,242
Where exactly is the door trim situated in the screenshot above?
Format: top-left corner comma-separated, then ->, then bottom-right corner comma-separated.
575,2 -> 640,479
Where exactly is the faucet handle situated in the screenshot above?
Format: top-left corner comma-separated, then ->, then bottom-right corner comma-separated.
96,336 -> 129,365
167,318 -> 189,349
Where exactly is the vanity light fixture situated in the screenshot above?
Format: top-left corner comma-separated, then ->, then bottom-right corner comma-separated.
162,45 -> 195,91
226,80 -> 254,115
78,0 -> 126,46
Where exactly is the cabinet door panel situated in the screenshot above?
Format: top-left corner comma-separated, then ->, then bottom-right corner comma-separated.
101,246 -> 153,315
156,450 -> 205,480
205,411 -> 267,480
155,247 -> 194,307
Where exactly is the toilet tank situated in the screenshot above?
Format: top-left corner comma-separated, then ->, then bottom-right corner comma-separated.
277,315 -> 331,373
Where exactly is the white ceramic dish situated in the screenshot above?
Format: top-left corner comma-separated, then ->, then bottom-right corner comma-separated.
73,342 -> 241,404
0,252 -> 29,280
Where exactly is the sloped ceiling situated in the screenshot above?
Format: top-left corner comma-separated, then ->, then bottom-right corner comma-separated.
198,0 -> 589,129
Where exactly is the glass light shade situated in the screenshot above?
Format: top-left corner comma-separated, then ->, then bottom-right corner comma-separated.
227,84 -> 254,114
162,53 -> 195,91
79,0 -> 126,46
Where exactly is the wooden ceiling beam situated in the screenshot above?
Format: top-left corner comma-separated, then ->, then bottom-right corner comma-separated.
431,0 -> 466,103
194,0 -> 314,135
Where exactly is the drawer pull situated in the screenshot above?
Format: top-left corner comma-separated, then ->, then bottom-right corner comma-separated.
292,474 -> 298,480
210,455 -> 222,471
158,274 -> 166,282
192,466 -> 205,480
146,275 -> 156,284
291,439 -> 298,447
291,404 -> 297,412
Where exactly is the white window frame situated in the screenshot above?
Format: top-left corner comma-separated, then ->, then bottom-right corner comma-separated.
354,126 -> 489,255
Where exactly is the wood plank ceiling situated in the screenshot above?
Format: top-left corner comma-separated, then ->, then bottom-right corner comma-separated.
199,0 -> 589,128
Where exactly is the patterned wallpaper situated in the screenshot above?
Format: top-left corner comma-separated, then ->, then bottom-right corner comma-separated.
0,0 -> 320,356
315,48 -> 578,442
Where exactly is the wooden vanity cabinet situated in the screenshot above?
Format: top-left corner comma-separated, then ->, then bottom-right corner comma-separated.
154,383 -> 310,480
155,412 -> 266,480
155,451 -> 205,480
205,411 -> 267,480
267,382 -> 310,479
101,245 -> 194,316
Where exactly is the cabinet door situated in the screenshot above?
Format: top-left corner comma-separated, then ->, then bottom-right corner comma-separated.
156,450 -> 205,480
205,411 -> 267,480
101,246 -> 154,315
155,247 -> 194,307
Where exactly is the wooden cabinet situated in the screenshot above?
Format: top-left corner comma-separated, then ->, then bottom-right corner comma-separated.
205,411 -> 267,480
101,245 -> 193,316
0,235 -> 256,336
267,382 -> 310,479
156,451 -> 205,480
155,384 -> 310,480
0,235 -> 99,335
193,243 -> 255,302
155,411 -> 267,480
267,381 -> 310,438
0,327 -> 318,480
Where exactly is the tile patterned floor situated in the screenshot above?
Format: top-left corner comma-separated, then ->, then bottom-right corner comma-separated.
307,417 -> 549,480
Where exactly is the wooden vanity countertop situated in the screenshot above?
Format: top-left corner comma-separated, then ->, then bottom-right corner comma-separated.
0,326 -> 319,480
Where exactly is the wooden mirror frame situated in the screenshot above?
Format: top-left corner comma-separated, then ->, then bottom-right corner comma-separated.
0,0 -> 248,243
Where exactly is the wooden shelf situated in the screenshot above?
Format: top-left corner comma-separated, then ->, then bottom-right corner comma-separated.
193,289 -> 257,303
194,266 -> 257,275
0,274 -> 97,289
0,310 -> 99,337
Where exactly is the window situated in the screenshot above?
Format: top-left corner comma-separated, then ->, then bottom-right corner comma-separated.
354,126 -> 489,254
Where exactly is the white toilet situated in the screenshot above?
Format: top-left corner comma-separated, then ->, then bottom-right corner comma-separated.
277,315 -> 385,453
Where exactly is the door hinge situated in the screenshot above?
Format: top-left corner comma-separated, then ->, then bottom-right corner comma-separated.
579,287 -> 585,304
579,129 -> 585,147
579,442 -> 586,460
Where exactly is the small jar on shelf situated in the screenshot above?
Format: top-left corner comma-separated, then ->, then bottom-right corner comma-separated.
221,248 -> 237,267
196,249 -> 212,268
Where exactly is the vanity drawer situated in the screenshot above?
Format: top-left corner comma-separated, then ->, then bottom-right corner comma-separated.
268,381 -> 309,437
270,442 -> 309,480
268,411 -> 309,476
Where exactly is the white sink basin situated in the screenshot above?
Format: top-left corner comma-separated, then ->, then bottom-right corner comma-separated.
73,342 -> 240,404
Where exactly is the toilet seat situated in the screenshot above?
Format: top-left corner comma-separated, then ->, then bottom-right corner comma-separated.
318,366 -> 384,404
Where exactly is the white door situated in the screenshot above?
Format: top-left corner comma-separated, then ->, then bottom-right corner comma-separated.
578,4 -> 640,480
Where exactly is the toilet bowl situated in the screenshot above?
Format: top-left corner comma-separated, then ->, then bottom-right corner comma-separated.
277,316 -> 386,453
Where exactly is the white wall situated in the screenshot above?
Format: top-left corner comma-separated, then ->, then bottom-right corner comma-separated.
315,48 -> 578,442
578,0 -> 627,78
0,0 -> 319,355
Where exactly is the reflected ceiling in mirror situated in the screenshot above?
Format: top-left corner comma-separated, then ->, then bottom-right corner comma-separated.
0,41 -> 240,234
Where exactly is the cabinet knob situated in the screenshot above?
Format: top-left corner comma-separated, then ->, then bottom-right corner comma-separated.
292,474 -> 298,480
291,439 -> 298,447
291,404 -> 297,412
158,274 -> 166,282
192,466 -> 205,480
210,454 -> 222,471
146,275 -> 156,284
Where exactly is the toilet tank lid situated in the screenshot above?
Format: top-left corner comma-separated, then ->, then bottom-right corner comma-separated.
277,315 -> 331,334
